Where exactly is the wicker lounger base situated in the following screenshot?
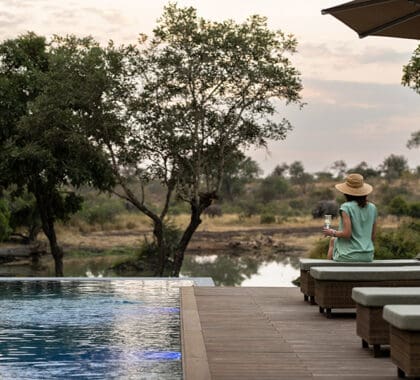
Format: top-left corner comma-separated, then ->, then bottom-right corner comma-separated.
389,326 -> 420,378
314,279 -> 420,318
356,304 -> 389,357
300,270 -> 315,303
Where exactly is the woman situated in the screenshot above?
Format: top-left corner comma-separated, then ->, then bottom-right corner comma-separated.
323,173 -> 377,262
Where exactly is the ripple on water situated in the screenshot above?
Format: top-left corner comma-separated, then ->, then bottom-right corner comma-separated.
0,280 -> 188,379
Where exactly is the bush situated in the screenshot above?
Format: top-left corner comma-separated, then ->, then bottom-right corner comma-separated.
378,184 -> 409,205
0,199 -> 12,242
375,221 -> 420,259
258,176 -> 291,202
408,202 -> 420,218
76,197 -> 125,226
388,196 -> 409,217
289,199 -> 305,210
309,238 -> 329,259
112,221 -> 182,275
260,213 -> 276,224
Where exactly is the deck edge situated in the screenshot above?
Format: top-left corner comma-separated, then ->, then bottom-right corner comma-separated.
181,286 -> 211,380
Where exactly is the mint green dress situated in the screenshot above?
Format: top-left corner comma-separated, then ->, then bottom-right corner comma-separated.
333,201 -> 377,262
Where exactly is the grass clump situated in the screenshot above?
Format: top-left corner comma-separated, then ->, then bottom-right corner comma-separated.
308,220 -> 420,260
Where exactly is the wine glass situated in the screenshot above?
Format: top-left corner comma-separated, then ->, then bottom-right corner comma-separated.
324,214 -> 332,229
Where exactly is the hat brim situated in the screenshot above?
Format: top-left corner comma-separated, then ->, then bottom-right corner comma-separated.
335,182 -> 373,196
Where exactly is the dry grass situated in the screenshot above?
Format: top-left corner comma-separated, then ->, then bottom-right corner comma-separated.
46,211 -> 401,252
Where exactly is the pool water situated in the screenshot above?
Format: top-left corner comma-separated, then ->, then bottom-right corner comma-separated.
0,279 -> 193,379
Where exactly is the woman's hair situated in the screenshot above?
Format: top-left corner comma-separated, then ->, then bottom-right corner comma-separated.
344,194 -> 367,208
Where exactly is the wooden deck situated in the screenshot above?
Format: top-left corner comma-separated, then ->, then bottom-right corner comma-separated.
181,286 -> 400,380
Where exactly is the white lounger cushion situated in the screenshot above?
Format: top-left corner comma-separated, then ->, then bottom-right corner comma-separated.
352,287 -> 420,306
310,266 -> 420,281
299,258 -> 420,271
383,305 -> 420,331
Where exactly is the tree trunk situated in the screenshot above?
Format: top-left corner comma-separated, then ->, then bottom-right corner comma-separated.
153,219 -> 167,276
171,204 -> 202,277
33,186 -> 64,277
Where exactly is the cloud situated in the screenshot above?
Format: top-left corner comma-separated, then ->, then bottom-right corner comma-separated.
256,79 -> 420,174
0,11 -> 25,27
295,42 -> 414,84
81,7 -> 128,25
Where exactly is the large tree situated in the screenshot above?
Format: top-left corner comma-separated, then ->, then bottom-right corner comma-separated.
107,4 -> 303,276
380,154 -> 409,180
220,152 -> 262,201
402,45 -> 420,149
0,33 -> 118,275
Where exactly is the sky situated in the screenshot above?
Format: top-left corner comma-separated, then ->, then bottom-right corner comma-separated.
0,0 -> 419,175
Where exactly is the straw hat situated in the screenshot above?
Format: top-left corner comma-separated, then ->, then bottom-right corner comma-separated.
335,173 -> 372,196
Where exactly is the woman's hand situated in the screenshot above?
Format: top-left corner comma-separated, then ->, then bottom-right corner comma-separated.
323,228 -> 335,237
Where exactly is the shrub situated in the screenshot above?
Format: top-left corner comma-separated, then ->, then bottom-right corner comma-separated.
388,196 -> 409,217
0,199 -> 12,242
112,221 -> 182,275
309,238 -> 329,259
260,213 -> 276,224
289,199 -> 305,210
378,184 -> 409,205
258,176 -> 290,202
375,221 -> 420,259
408,202 -> 420,218
76,197 -> 125,226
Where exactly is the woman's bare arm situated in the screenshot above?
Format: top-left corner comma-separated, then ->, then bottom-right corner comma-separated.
339,211 -> 352,239
371,222 -> 377,242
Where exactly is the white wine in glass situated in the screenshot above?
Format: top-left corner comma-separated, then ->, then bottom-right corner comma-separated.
324,214 -> 332,229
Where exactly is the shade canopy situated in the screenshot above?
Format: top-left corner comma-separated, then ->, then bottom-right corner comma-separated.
322,0 -> 420,40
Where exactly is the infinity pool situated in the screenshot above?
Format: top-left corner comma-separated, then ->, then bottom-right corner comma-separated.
0,279 -> 195,379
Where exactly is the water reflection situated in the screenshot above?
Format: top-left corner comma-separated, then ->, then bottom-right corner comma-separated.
180,253 -> 300,287
0,252 -> 301,287
0,280 -> 184,379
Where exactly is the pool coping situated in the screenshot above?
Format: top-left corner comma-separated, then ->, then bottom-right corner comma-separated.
180,286 -> 211,380
0,277 -> 215,286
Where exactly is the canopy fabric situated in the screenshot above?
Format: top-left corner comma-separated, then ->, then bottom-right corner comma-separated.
322,0 -> 420,40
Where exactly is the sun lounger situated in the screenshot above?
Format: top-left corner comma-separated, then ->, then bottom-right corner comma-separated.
299,259 -> 420,304
352,287 -> 420,357
383,305 -> 420,378
310,266 -> 420,317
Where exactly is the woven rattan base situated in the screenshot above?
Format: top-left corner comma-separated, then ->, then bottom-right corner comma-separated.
389,326 -> 420,378
300,270 -> 315,301
356,304 -> 389,345
314,279 -> 420,312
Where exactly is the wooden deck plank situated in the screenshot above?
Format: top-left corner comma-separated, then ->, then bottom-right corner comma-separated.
182,286 -> 400,379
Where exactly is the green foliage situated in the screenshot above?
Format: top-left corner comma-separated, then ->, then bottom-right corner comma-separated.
76,197 -> 125,226
309,238 -> 330,259
0,32 -> 129,274
238,199 -> 264,217
377,184 -> 409,205
407,131 -> 420,149
258,175 -> 291,202
408,202 -> 420,218
388,196 -> 409,217
137,222 -> 181,267
7,190 -> 41,241
289,199 -> 305,210
403,44 -> 420,94
347,161 -> 380,179
375,221 -> 420,259
113,221 -> 182,275
402,46 -> 420,151
380,154 -> 409,180
330,160 -> 347,179
220,153 -> 262,201
0,199 -> 12,242
260,213 -> 276,224
93,3 -> 303,275
309,187 -> 335,202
